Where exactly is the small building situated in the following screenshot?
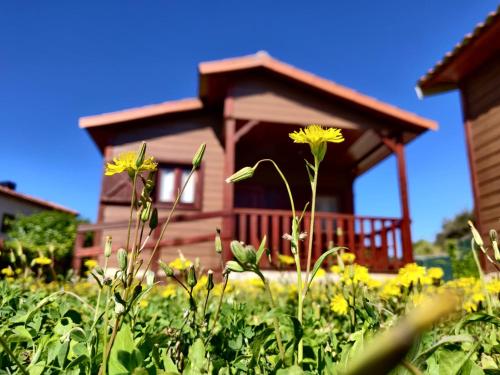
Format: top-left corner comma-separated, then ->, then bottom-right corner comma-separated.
417,6 -> 500,269
0,181 -> 78,241
75,52 -> 436,273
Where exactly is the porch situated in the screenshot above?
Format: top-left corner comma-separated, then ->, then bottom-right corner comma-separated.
73,207 -> 409,273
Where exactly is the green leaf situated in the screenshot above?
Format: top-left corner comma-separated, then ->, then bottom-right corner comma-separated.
415,335 -> 475,362
57,340 -> 70,368
256,235 -> 267,263
277,365 -> 304,375
109,324 -> 140,375
161,354 -> 179,374
184,339 -> 206,374
306,246 -> 345,290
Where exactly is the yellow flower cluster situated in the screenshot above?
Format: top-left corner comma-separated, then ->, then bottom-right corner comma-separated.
161,284 -> 178,298
1,267 -> 14,277
105,151 -> 157,176
330,263 -> 381,289
341,252 -> 356,264
445,277 -> 487,313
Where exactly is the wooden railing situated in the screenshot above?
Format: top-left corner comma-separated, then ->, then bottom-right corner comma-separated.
73,208 -> 410,274
234,208 -> 409,272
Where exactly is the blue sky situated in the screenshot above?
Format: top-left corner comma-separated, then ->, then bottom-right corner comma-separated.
0,1 -> 497,241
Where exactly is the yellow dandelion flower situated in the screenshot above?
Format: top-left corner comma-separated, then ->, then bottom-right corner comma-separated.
315,268 -> 327,279
277,254 -> 295,266
330,265 -> 341,274
341,252 -> 356,264
289,125 -> 344,161
84,259 -> 98,269
366,277 -> 382,289
168,257 -> 192,271
486,279 -> 500,295
105,151 -> 157,176
330,293 -> 348,316
463,300 -> 478,313
380,281 -> 401,299
397,263 -> 427,288
32,256 -> 52,266
427,267 -> 444,280
1,267 -> 14,277
139,299 -> 149,308
472,292 -> 485,303
161,284 -> 177,298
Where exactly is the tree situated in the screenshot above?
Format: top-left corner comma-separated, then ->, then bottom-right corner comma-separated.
435,210 -> 473,247
5,211 -> 78,260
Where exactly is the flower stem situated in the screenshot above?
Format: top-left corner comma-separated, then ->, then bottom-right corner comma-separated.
304,157 -> 319,295
260,275 -> 285,364
0,335 -> 28,375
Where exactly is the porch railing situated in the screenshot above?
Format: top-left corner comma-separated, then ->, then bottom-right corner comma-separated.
73,208 -> 410,274
234,208 -> 409,272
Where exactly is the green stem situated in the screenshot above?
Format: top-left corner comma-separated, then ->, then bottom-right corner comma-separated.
304,157 -> 319,294
0,335 -> 28,375
471,244 -> 493,315
205,274 -> 229,345
125,174 -> 138,252
261,275 -> 285,364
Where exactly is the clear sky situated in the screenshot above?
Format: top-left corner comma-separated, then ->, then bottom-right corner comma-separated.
0,1 -> 497,241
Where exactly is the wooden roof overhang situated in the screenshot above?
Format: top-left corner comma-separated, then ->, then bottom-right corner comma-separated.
199,53 -> 437,176
80,53 -> 436,176
0,186 -> 78,215
417,5 -> 500,96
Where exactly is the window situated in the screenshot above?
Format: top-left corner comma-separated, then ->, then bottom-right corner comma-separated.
157,164 -> 201,208
1,213 -> 14,233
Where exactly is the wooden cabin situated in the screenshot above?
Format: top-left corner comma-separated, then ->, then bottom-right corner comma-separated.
75,52 -> 437,273
418,6 -> 500,270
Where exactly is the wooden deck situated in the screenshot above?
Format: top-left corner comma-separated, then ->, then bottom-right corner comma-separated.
73,208 -> 411,273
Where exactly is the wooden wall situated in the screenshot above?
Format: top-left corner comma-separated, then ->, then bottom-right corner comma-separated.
97,113 -> 225,270
462,53 -> 500,236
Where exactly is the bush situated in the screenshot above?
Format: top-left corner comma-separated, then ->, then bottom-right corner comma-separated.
4,211 -> 78,260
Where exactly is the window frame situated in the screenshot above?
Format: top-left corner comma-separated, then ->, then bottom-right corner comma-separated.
155,160 -> 204,210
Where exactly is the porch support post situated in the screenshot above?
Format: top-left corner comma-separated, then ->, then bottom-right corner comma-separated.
222,93 -> 236,263
382,136 -> 413,264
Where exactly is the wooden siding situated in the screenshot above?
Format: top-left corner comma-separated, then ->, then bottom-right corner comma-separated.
463,53 -> 500,234
98,114 -> 224,265
233,76 -> 387,130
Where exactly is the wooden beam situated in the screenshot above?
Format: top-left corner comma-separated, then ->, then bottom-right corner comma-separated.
234,120 -> 260,143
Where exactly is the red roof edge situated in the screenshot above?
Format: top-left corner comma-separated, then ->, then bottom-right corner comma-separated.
0,186 -> 78,215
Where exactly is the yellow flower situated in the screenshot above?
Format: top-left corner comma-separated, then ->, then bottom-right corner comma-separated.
277,254 -> 295,266
330,265 -> 341,274
289,125 -> 344,161
161,284 -> 177,298
472,292 -> 485,303
397,263 -> 427,288
105,151 -> 157,176
380,280 -> 401,299
427,267 -> 444,280
486,279 -> 500,295
32,256 -> 52,266
84,259 -> 98,269
139,299 -> 148,308
168,257 -> 192,271
341,252 -> 356,264
330,293 -> 348,316
1,267 -> 14,277
463,300 -> 478,313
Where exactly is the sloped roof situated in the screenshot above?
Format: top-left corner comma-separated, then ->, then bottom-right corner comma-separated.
80,52 -> 436,131
200,52 -> 437,130
0,185 -> 78,215
417,5 -> 500,96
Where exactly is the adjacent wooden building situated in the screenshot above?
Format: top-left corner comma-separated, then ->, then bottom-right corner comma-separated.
418,6 -> 500,269
75,52 -> 436,273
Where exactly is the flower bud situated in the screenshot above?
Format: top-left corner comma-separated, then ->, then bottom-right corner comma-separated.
141,201 -> 152,222
207,270 -> 214,291
104,236 -> 112,258
146,270 -> 155,287
215,228 -> 222,254
230,241 -> 256,265
225,260 -> 244,273
490,229 -> 500,261
192,143 -> 206,170
135,141 -> 147,168
114,296 -> 125,315
159,260 -> 174,277
9,250 -> 15,264
225,166 -> 255,183
468,221 -> 484,247
117,248 -> 128,271
149,208 -> 158,230
187,265 -> 197,288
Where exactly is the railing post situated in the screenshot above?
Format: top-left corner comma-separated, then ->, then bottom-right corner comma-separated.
222,113 -> 236,262
72,231 -> 85,274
